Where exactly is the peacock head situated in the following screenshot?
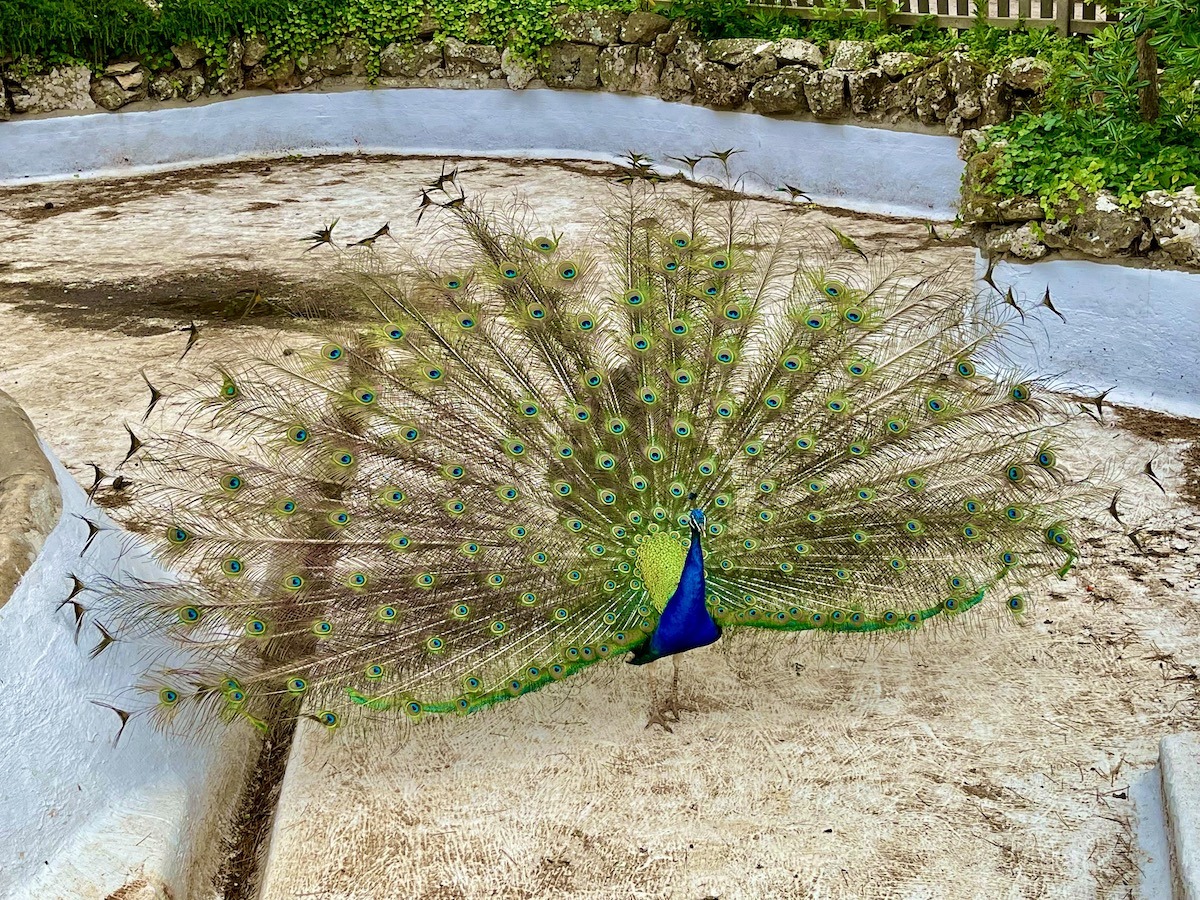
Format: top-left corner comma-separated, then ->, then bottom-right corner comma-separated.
688,508 -> 706,530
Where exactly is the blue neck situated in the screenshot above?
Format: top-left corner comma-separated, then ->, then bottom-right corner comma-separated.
628,520 -> 721,665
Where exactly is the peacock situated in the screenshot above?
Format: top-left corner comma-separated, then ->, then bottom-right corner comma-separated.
97,158 -> 1098,735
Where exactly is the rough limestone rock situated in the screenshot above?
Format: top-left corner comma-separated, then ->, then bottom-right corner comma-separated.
959,146 -> 1044,225
172,42 -> 205,69
148,74 -> 179,101
176,69 -> 205,102
804,69 -> 846,118
913,62 -> 951,126
748,68 -> 809,115
242,35 -> 270,68
828,40 -> 876,71
1144,187 -> 1200,266
958,128 -> 986,160
705,38 -> 775,67
501,47 -> 538,89
542,43 -> 600,89
7,65 -> 94,114
1003,56 -> 1051,91
212,38 -> 246,93
599,45 -> 664,95
104,60 -> 140,77
115,71 -> 144,91
984,223 -> 1048,259
877,51 -> 924,78
555,7 -> 625,45
658,57 -> 693,102
775,38 -> 823,69
90,76 -> 143,110
977,72 -> 1011,126
620,11 -> 670,44
1041,191 -> 1144,256
444,39 -> 501,76
877,76 -> 917,122
847,68 -> 888,116
691,60 -> 748,109
379,42 -> 443,78
245,58 -> 298,91
0,389 -> 60,612
0,79 -> 9,122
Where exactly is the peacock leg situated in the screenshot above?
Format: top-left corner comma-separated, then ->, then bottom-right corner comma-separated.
644,657 -> 698,732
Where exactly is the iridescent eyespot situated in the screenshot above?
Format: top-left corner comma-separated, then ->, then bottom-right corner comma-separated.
334,451 -> 354,467
416,573 -> 435,587
670,319 -> 689,335
663,258 -> 679,272
353,387 -> 376,405
1008,595 -> 1026,612
453,604 -> 471,619
956,360 -> 976,377
389,533 -> 411,550
365,664 -> 384,680
284,574 -> 305,590
426,636 -> 445,651
312,620 -> 333,636
424,367 -> 443,381
328,510 -> 350,526
221,558 -> 244,576
288,677 -> 308,693
558,262 -> 579,281
498,485 -> 519,501
624,289 -> 645,306
377,605 -> 398,621
246,618 -> 267,635
926,397 -> 946,413
670,232 -> 691,248
1007,465 -> 1025,482
347,572 -> 368,587
500,262 -> 520,279
723,302 -> 742,320
709,253 -> 730,270
456,313 -> 476,330
177,605 -> 202,624
806,314 -> 825,330
532,236 -> 556,253
405,701 -> 422,718
167,526 -> 190,544
220,473 -> 243,492
287,426 -> 309,444
1011,384 -> 1032,401
886,419 -> 907,435
641,387 -> 658,404
159,688 -> 179,706
401,427 -> 419,442
715,347 -> 735,364
385,324 -> 405,341
1037,450 -> 1056,468
843,307 -> 863,323
577,315 -> 595,331
443,275 -> 464,290
520,592 -> 537,606
321,343 -> 344,361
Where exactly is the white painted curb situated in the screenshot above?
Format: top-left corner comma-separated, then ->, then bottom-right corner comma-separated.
1,87 -> 1197,417
1162,733 -> 1200,900
0,446 -> 246,899
0,87 -> 963,219
980,255 -> 1200,419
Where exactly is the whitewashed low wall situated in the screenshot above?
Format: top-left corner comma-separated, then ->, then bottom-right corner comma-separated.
0,88 -> 1196,416
0,447 -> 248,899
981,254 -> 1200,419
0,88 -> 963,219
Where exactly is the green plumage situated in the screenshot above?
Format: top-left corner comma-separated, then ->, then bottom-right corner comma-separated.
106,172 -> 1094,733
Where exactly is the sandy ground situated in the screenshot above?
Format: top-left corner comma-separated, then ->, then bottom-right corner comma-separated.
1,155 -> 1198,899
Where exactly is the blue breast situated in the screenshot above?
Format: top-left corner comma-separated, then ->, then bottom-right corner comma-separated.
627,519 -> 721,665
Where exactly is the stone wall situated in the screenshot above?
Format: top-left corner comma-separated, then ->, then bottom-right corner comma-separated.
1,8 -> 1196,268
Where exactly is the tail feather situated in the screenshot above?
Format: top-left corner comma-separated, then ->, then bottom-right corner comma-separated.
96,173 -> 1103,733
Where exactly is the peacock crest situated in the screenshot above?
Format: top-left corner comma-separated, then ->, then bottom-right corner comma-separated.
101,162 -> 1099,733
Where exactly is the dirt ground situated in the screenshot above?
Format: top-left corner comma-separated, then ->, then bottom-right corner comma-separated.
2,155 -> 1198,900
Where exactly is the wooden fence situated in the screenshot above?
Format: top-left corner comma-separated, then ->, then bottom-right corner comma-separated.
746,0 -> 1118,35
